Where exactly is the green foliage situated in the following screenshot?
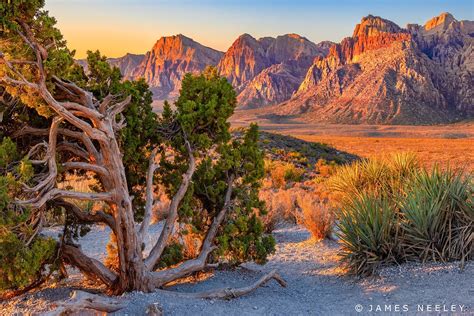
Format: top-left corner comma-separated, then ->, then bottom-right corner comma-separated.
158,69 -> 274,266
399,168 -> 473,263
0,230 -> 57,292
0,137 -> 18,168
331,154 -> 473,275
0,137 -> 57,293
156,242 -> 184,269
337,193 -> 399,276
173,66 -> 236,149
1,0 -> 81,116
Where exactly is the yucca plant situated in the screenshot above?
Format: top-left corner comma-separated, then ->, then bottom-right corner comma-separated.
336,193 -> 400,276
331,153 -> 473,276
329,153 -> 419,202
399,167 -> 473,265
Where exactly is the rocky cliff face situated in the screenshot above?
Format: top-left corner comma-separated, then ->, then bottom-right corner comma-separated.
280,13 -> 473,124
218,34 -> 331,107
104,33 -> 328,106
108,53 -> 144,77
409,13 -> 474,115
126,34 -> 223,99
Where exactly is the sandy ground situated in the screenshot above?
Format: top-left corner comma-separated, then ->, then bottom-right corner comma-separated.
2,224 -> 473,315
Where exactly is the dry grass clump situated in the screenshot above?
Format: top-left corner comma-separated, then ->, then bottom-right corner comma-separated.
105,232 -> 119,273
151,189 -> 170,224
296,193 -> 334,241
264,160 -> 305,189
259,185 -> 335,240
314,158 -> 337,177
329,153 -> 473,276
259,188 -> 299,230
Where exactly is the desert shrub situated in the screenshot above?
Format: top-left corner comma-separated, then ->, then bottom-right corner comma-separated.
331,154 -> 473,275
265,160 -> 305,188
296,194 -> 334,240
259,188 -> 298,230
315,158 -> 337,177
259,186 -> 335,240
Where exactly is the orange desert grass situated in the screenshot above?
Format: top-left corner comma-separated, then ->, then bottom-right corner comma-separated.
295,135 -> 474,172
296,193 -> 335,240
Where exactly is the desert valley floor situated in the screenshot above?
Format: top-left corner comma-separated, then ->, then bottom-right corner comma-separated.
232,110 -> 474,172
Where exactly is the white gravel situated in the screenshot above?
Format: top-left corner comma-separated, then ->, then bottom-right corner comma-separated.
2,224 -> 473,315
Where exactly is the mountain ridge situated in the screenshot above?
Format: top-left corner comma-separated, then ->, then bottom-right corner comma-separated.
93,12 -> 473,124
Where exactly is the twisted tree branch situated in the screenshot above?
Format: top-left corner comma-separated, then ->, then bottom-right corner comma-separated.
139,146 -> 160,244
145,139 -> 196,269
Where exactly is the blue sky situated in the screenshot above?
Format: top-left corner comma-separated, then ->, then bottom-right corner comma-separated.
45,0 -> 474,58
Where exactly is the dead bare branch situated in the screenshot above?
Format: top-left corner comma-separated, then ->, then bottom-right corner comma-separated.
17,188 -> 114,209
61,161 -> 109,177
139,147 -> 160,244
52,76 -> 95,108
157,270 -> 286,300
14,126 -> 102,163
55,199 -> 115,230
106,95 -> 132,118
145,139 -> 196,269
57,142 -> 90,160
46,290 -> 125,315
61,245 -> 117,287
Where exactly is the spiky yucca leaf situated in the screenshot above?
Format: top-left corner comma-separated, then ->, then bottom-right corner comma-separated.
337,193 -> 400,276
400,167 -> 473,264
329,153 -> 419,202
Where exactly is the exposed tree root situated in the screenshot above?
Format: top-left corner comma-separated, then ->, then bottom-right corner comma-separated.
158,270 -> 287,300
46,290 -> 126,315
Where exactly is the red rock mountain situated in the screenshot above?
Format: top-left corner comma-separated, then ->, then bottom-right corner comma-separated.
278,13 -> 473,124
103,13 -> 472,124
217,34 -> 332,107
124,34 -> 223,99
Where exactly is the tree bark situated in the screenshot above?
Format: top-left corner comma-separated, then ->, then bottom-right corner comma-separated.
97,118 -> 153,294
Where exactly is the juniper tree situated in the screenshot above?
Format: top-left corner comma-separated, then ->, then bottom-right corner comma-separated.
0,0 -> 279,300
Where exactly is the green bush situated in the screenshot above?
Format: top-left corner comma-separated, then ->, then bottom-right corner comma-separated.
0,231 -> 57,291
331,154 -> 473,275
0,137 -> 58,293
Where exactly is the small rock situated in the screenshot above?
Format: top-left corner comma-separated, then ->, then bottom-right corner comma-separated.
146,302 -> 163,316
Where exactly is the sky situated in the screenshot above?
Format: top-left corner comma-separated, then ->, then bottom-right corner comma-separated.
45,0 -> 474,59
